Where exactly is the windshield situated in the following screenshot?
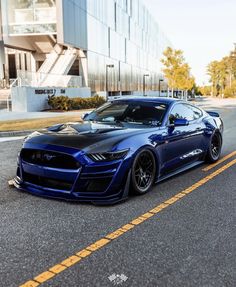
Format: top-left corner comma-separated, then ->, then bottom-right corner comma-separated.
85,101 -> 168,126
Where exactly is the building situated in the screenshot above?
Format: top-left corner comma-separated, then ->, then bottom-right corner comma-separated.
0,0 -> 171,111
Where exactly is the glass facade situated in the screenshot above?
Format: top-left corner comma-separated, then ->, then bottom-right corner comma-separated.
6,0 -> 56,35
1,0 -> 171,94
84,0 -> 171,93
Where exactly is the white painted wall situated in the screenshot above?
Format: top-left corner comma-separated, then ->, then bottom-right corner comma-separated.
11,86 -> 91,112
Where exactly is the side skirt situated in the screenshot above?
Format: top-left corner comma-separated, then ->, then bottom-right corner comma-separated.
156,160 -> 204,183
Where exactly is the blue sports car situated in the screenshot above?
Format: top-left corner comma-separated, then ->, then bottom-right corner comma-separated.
13,97 -> 223,204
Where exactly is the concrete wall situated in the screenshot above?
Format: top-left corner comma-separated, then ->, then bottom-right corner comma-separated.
11,86 -> 91,112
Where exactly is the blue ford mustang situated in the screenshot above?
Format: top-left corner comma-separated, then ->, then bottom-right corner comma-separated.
13,97 -> 223,204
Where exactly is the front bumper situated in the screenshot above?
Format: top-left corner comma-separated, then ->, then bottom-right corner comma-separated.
14,143 -> 131,204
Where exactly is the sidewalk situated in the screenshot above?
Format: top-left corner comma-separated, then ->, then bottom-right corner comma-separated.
0,110 -> 90,121
0,109 -> 92,137
194,97 -> 236,108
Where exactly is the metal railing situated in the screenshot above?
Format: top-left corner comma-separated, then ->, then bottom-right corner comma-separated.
10,78 -> 21,88
15,70 -> 82,88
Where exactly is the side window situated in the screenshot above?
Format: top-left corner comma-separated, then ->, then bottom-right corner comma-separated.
169,104 -> 199,123
188,105 -> 203,120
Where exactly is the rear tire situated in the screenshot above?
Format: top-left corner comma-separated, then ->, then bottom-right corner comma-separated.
131,149 -> 156,195
205,132 -> 222,163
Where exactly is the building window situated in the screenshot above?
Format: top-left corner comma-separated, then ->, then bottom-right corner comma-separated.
7,0 -> 56,35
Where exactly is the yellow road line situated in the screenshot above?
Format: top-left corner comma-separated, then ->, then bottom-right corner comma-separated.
202,151 -> 236,171
19,158 -> 236,287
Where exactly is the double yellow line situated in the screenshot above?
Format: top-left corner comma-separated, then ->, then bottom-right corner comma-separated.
20,153 -> 236,287
202,151 -> 236,171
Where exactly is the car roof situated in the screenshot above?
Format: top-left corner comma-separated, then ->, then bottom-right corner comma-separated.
111,96 -> 181,105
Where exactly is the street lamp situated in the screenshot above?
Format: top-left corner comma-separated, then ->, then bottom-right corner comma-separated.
143,74 -> 149,96
106,64 -> 114,100
158,78 -> 164,97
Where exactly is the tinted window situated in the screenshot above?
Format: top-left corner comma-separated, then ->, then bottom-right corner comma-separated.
188,105 -> 203,120
85,101 -> 168,126
169,104 -> 202,123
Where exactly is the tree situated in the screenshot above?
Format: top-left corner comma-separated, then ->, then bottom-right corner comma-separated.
207,60 -> 220,96
161,47 -> 195,97
192,83 -> 202,96
199,85 -> 211,96
207,53 -> 236,97
176,63 -> 195,92
224,80 -> 236,98
225,55 -> 236,87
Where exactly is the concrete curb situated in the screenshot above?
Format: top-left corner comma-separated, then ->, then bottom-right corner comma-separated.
0,130 -> 36,137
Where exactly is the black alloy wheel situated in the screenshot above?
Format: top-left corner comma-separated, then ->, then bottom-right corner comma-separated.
206,132 -> 222,163
131,149 -> 156,195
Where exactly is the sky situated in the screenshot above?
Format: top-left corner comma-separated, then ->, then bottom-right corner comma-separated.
146,0 -> 236,85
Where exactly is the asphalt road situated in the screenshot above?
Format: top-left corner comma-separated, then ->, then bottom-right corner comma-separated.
0,99 -> 236,287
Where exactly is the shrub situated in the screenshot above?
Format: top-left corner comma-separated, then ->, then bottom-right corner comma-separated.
224,81 -> 236,98
48,95 -> 105,111
71,95 -> 105,109
48,95 -> 72,111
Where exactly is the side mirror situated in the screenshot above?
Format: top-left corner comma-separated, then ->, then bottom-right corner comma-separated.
82,113 -> 89,120
174,118 -> 189,126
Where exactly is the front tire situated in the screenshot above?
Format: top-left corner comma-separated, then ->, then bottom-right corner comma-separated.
131,149 -> 156,195
205,132 -> 222,163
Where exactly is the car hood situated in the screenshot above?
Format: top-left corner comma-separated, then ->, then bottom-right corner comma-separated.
25,121 -> 158,152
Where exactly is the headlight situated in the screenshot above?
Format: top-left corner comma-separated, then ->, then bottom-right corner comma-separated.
87,149 -> 129,162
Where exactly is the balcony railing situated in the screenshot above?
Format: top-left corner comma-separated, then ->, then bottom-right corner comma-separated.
8,7 -> 56,35
15,70 -> 83,88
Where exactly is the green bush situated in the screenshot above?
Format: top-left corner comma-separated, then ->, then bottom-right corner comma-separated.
224,81 -> 236,98
48,95 -> 105,111
47,95 -> 72,111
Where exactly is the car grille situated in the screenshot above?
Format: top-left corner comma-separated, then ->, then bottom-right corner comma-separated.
23,172 -> 73,191
21,149 -> 80,170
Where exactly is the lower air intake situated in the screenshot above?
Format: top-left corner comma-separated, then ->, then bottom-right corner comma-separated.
23,172 -> 73,191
